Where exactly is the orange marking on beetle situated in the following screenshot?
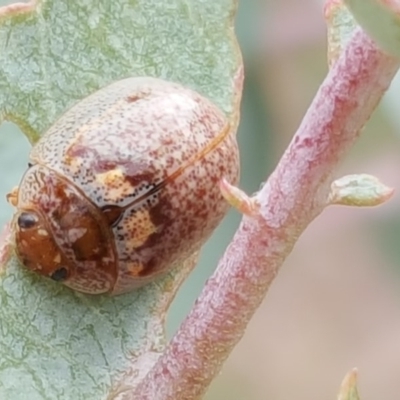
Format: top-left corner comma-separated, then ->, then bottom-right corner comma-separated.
124,210 -> 158,248
95,168 -> 125,186
126,261 -> 145,276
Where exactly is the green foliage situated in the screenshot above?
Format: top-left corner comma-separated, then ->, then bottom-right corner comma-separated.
345,0 -> 400,58
0,1 -> 241,399
0,0 -> 240,142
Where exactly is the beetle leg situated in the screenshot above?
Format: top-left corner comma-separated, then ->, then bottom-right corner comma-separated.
6,186 -> 19,207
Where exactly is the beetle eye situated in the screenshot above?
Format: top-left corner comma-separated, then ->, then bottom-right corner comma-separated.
50,267 -> 68,282
17,212 -> 39,229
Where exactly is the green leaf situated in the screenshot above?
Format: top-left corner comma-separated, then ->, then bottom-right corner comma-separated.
337,369 -> 361,400
326,0 -> 400,64
325,0 -> 358,66
344,0 -> 400,58
0,0 -> 241,141
0,1 -> 242,399
329,174 -> 394,207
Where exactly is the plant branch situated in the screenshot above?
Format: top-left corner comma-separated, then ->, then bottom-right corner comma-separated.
121,28 -> 400,400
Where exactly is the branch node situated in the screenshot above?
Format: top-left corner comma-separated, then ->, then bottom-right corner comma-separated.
220,178 -> 260,217
329,174 -> 394,207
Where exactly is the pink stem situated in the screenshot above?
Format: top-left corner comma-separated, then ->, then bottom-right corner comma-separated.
133,29 -> 400,400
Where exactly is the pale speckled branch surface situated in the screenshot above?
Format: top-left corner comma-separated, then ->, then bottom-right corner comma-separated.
127,29 -> 400,400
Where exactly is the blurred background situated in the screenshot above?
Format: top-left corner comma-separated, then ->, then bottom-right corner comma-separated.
1,0 -> 400,399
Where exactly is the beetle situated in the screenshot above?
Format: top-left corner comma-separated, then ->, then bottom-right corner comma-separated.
7,77 -> 239,295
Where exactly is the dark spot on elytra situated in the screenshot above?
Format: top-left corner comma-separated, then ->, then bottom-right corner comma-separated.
123,169 -> 155,188
126,94 -> 141,103
126,90 -> 150,103
94,159 -> 117,173
67,146 -> 117,175
67,144 -> 94,160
